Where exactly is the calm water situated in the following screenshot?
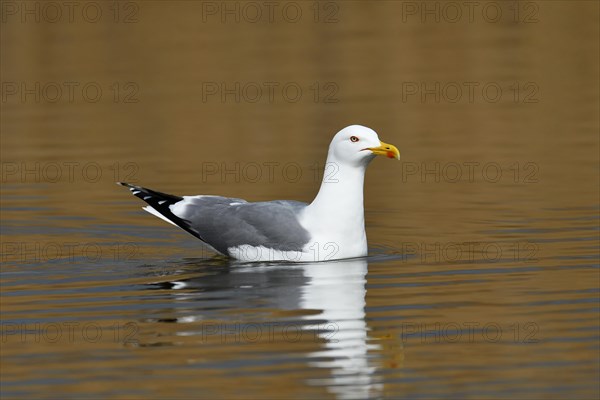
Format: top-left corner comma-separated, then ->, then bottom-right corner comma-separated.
1,1 -> 599,399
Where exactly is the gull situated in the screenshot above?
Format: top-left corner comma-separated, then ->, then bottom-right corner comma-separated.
118,125 -> 399,262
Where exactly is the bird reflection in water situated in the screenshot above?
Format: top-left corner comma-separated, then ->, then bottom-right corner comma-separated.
141,257 -> 399,399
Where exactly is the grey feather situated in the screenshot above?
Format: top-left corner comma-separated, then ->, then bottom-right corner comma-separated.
174,196 -> 310,255
118,182 -> 311,256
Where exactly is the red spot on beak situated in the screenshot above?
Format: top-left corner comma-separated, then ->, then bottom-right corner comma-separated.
386,151 -> 395,158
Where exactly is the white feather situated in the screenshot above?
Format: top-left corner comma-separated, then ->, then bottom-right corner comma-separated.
143,206 -> 177,227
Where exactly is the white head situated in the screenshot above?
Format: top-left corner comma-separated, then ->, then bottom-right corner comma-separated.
328,125 -> 400,167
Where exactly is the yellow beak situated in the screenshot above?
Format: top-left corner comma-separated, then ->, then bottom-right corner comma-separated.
368,141 -> 400,160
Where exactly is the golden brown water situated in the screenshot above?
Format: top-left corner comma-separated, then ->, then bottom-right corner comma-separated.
1,1 -> 599,398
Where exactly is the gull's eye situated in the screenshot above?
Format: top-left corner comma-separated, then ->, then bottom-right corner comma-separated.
350,136 -> 359,143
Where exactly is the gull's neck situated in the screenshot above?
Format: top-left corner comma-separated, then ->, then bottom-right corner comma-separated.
301,151 -> 370,254
309,159 -> 366,217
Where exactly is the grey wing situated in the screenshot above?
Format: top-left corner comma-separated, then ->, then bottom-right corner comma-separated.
171,196 -> 310,255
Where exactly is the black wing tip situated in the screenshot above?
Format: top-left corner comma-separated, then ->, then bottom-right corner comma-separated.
118,182 -> 144,197
118,182 -> 184,203
118,182 -> 205,243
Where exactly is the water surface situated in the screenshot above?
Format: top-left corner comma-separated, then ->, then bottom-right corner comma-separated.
1,1 -> 599,399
